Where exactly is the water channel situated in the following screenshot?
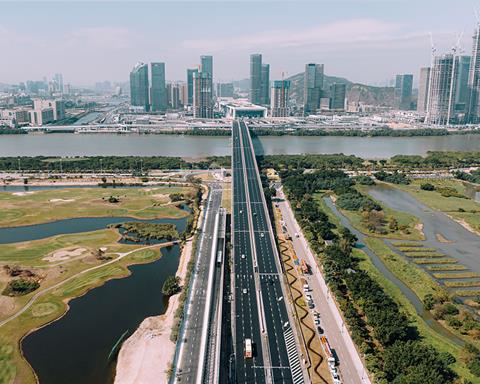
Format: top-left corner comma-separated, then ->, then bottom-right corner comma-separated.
1,133 -> 480,157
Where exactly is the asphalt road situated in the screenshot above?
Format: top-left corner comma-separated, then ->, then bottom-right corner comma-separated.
176,183 -> 222,383
276,186 -> 371,384
232,121 -> 303,384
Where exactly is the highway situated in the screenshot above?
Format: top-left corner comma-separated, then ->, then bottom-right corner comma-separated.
174,183 -> 222,383
232,120 -> 304,384
276,186 -> 371,384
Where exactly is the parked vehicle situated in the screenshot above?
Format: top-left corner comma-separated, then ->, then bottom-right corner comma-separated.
303,284 -> 310,292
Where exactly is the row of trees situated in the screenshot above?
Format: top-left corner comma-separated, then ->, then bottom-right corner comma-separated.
282,172 -> 456,383
391,152 -> 480,169
252,127 -> 461,137
0,156 -> 226,172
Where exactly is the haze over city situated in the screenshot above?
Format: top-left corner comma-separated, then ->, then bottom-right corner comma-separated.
1,0 -> 478,85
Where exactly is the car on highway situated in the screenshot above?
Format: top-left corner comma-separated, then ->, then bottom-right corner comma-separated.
294,232 -> 299,238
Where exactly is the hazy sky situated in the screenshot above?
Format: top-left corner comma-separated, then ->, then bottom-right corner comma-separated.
0,0 -> 478,86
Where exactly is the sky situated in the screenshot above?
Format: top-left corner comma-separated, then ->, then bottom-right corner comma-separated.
0,0 -> 478,86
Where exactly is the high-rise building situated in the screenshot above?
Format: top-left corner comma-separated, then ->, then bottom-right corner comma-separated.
417,67 -> 431,114
150,62 -> 167,112
426,54 -> 457,125
250,54 -> 262,104
270,80 -> 290,117
167,82 -> 183,109
53,73 -> 63,93
303,63 -> 324,115
329,83 -> 346,111
394,74 -> 413,110
130,62 -> 150,111
179,83 -> 188,106
187,68 -> 198,105
468,27 -> 480,122
193,71 -> 213,118
200,55 -> 213,80
455,56 -> 470,109
261,64 -> 270,105
216,83 -> 234,98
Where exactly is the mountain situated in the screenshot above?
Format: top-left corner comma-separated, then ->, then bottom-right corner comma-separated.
286,72 -> 395,107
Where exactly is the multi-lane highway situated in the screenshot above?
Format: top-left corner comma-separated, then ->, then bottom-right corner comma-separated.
174,183 -> 222,383
232,120 -> 304,384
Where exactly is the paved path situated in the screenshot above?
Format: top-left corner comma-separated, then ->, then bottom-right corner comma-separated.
276,187 -> 370,384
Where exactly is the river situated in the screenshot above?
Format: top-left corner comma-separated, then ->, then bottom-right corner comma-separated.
22,244 -> 180,384
1,133 -> 480,158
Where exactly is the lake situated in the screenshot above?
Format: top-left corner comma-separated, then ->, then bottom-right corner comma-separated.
1,133 -> 480,158
22,244 -> 180,384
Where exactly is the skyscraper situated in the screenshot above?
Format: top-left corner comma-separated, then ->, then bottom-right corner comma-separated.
187,68 -> 198,105
454,56 -> 471,115
250,54 -> 262,104
261,64 -> 270,105
200,55 -> 213,80
426,54 -> 457,125
329,83 -> 346,111
468,26 -> 480,122
150,62 -> 167,112
270,80 -> 290,117
394,74 -> 413,110
130,62 -> 149,111
53,73 -> 63,93
417,67 -> 431,114
303,63 -> 324,115
193,71 -> 213,118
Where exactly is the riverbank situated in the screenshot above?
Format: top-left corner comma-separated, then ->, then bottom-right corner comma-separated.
114,239 -> 193,384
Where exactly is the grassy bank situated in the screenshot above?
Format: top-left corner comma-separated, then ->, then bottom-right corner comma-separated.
355,248 -> 479,383
396,179 -> 480,234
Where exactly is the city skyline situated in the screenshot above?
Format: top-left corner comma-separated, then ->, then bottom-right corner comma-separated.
1,1 -> 479,86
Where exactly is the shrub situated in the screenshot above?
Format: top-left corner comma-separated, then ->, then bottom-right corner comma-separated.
420,183 -> 435,191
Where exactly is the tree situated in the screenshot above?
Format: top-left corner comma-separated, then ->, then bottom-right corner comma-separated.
162,276 -> 181,296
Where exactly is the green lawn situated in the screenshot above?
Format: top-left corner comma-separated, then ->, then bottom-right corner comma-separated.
0,186 -> 193,227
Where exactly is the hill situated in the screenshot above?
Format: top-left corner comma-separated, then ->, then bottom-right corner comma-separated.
286,72 -> 395,107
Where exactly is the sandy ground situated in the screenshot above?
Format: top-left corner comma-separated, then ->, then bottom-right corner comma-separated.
49,198 -> 76,203
114,239 -> 193,384
43,247 -> 88,262
446,214 -> 480,237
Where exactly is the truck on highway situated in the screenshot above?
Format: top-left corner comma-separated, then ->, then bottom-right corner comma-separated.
300,259 -> 310,275
244,338 -> 253,359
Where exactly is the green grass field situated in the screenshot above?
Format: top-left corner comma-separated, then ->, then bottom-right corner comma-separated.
364,238 -> 445,300
355,248 -> 480,383
0,186 -> 194,227
0,247 -> 164,384
339,194 -> 424,241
